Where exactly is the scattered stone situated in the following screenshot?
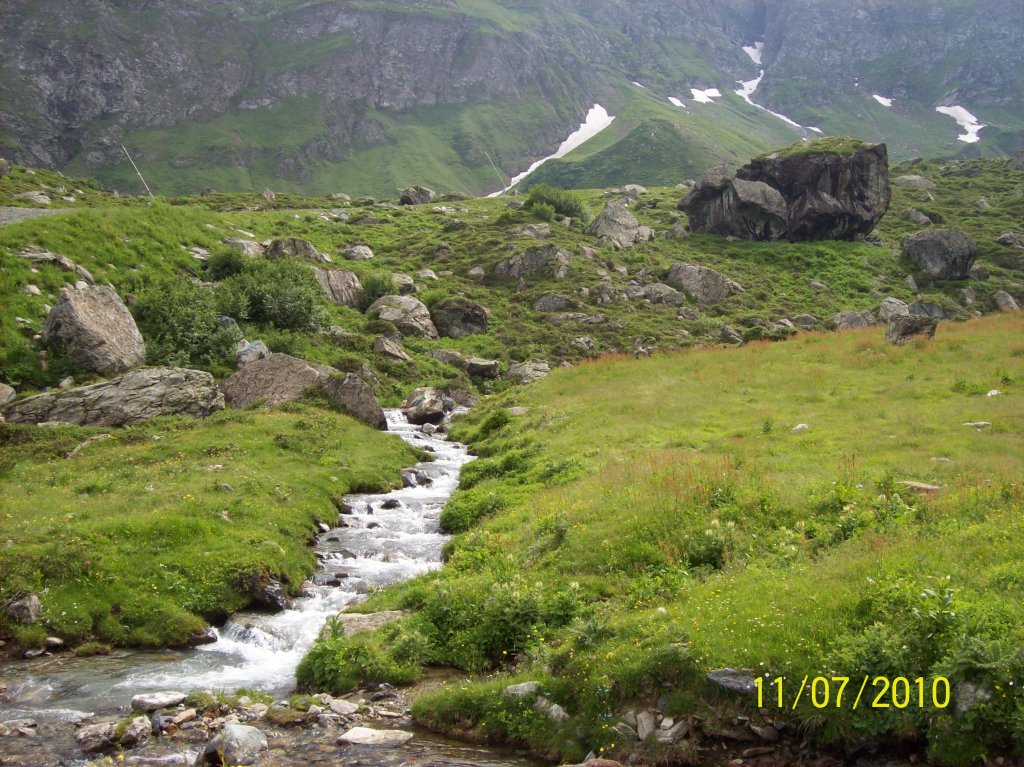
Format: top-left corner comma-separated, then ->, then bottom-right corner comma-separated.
887,315 -> 938,345
955,682 -> 992,716
339,726 -> 413,747
42,285 -> 145,377
44,636 -> 64,650
904,208 -> 933,227
893,174 -> 937,190
831,311 -> 877,331
367,295 -> 439,339
534,294 -> 577,312
198,723 -> 269,765
119,715 -> 152,747
401,387 -> 448,425
902,229 -> 977,280
666,263 -> 744,305
431,297 -> 490,338
791,424 -> 810,434
329,699 -> 360,716
4,593 -> 42,625
0,383 -> 15,404
877,297 -> 910,321
987,390 -> 1002,398
223,237 -> 265,258
720,325 -> 743,344
706,669 -> 758,695
417,268 -> 439,280
400,186 -> 434,206
189,628 -> 218,647
266,237 -> 331,263
131,691 -> 186,712
506,361 -> 551,385
808,279 -> 830,293
995,231 -> 1024,248
586,200 -> 641,248
341,245 -> 374,261
901,481 -> 941,494
320,373 -> 387,430
75,721 -> 117,753
963,422 -> 991,430
494,246 -> 572,281
314,269 -> 363,309
14,191 -> 50,205
236,340 -> 270,367
467,266 -> 486,282
374,336 -> 411,362
636,710 -> 657,740
3,368 -> 223,427
509,223 -> 551,239
465,357 -> 501,379
503,681 -> 540,699
534,696 -> 570,723
994,290 -> 1021,312
790,314 -> 818,329
17,249 -> 94,283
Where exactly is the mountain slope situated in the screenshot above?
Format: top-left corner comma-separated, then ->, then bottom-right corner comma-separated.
1,0 -> 1022,196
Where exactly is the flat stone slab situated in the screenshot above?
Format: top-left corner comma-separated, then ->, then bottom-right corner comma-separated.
131,691 -> 186,711
338,727 -> 414,746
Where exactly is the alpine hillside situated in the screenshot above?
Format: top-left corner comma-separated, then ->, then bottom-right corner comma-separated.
2,0 -> 1022,197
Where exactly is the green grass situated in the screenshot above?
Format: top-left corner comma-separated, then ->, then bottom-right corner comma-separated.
304,314 -> 1024,764
0,403 -> 420,648
762,136 -> 872,159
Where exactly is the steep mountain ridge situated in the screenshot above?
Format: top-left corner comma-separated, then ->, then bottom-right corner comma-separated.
2,0 -> 1021,195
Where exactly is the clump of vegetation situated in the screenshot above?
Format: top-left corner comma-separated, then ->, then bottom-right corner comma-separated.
524,183 -> 591,223
133,278 -> 240,370
765,135 -> 871,159
217,258 -> 329,331
359,271 -> 397,310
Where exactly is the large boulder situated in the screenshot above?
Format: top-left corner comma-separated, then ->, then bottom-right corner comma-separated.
4,593 -> 42,624
42,285 -> 146,377
680,141 -> 890,241
320,373 -> 387,430
400,186 -> 434,206
430,297 -> 490,338
314,269 -> 363,309
665,263 -> 743,305
902,229 -> 977,280
887,315 -> 938,345
401,387 -> 448,425
2,368 -> 223,427
367,295 -> 439,339
494,246 -> 571,281
586,201 -> 640,249
995,290 -> 1021,312
831,311 -> 877,331
266,237 -> 331,263
507,361 -> 551,385
221,354 -> 385,428
198,723 -> 269,766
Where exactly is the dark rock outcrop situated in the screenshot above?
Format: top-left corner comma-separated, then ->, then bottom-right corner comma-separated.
430,297 -> 490,338
42,285 -> 146,377
680,142 -> 891,242
401,387 -> 449,425
586,201 -> 641,249
320,373 -> 387,430
902,229 -> 977,280
400,186 -> 434,205
2,368 -> 223,427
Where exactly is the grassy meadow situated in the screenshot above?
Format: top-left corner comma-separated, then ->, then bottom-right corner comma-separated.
304,315 -> 1024,764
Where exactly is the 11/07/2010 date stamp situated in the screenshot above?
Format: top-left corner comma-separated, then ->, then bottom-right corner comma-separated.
756,676 -> 951,711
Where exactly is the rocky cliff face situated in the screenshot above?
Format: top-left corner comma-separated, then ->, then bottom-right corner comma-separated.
1,0 -> 1020,194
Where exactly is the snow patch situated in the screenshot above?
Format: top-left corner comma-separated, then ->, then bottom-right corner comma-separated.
734,72 -> 804,130
743,41 -> 765,65
808,127 -> 823,134
631,81 -> 647,89
872,94 -> 894,108
936,105 -> 984,144
690,88 -> 722,104
489,104 -> 616,196
668,97 -> 686,108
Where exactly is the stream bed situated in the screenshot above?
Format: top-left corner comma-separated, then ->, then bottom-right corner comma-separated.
0,409 -> 540,767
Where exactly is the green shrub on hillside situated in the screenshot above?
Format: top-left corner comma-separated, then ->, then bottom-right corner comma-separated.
359,271 -> 397,311
133,278 -> 240,369
525,184 -> 591,223
217,259 -> 329,331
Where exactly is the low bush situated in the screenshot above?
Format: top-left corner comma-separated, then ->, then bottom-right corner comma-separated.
217,259 -> 329,331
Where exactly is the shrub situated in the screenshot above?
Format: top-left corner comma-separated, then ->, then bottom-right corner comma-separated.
296,632 -> 419,694
133,278 -> 240,369
206,248 -> 246,280
217,259 -> 329,331
525,184 -> 591,223
359,272 -> 396,311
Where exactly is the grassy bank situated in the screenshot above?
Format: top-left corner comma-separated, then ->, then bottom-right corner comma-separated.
302,315 -> 1024,764
0,404 -> 420,648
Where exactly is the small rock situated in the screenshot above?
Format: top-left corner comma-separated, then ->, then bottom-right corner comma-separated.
963,422 -> 991,430
75,721 -> 117,753
119,715 -> 152,747
994,290 -> 1021,312
636,710 -> 657,740
4,593 -> 42,625
338,726 -> 413,747
198,723 -> 269,765
236,340 -> 270,367
503,681 -> 540,699
987,390 -> 1002,398
342,245 -> 374,261
330,699 -> 360,716
131,691 -> 186,712
791,424 -> 810,434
